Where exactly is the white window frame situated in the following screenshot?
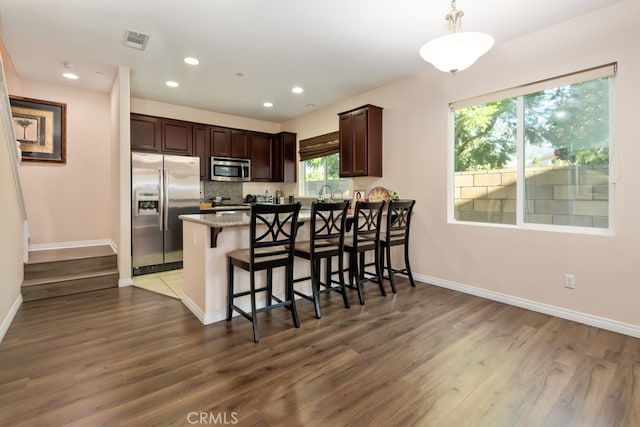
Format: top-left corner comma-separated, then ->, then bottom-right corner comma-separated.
300,153 -> 349,197
447,63 -> 617,236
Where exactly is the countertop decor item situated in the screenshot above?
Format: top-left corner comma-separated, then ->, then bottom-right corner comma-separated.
368,187 -> 389,202
352,189 -> 366,208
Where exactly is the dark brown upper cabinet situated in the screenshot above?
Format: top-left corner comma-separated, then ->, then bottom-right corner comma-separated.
249,132 -> 276,182
193,125 -> 210,179
130,114 -> 161,152
231,130 -> 249,158
130,114 -> 295,182
210,128 -> 249,159
161,119 -> 193,155
338,104 -> 382,177
210,127 -> 232,157
277,131 -> 297,183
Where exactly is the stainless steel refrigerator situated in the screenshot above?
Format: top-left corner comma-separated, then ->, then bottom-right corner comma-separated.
132,152 -> 200,275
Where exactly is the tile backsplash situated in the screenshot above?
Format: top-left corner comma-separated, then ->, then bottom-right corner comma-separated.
201,181 -> 243,203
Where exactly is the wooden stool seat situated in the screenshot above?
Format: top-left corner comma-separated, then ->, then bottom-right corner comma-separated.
227,203 -> 301,343
380,199 -> 416,292
293,201 -> 350,319
343,200 -> 386,305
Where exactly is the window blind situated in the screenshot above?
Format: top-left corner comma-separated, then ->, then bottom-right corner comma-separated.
449,62 -> 617,111
298,131 -> 340,161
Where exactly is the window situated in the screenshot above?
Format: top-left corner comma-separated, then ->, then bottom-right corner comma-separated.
299,132 -> 348,197
451,64 -> 615,231
302,153 -> 349,197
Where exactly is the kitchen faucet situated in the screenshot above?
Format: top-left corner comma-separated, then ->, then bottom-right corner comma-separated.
332,189 -> 344,201
318,184 -> 332,201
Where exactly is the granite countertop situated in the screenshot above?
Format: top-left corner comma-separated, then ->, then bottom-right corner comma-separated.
199,205 -> 251,212
180,209 -> 313,228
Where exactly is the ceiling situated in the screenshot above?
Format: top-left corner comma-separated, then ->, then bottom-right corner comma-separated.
0,0 -> 621,123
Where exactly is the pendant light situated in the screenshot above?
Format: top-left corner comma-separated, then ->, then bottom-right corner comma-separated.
419,0 -> 494,74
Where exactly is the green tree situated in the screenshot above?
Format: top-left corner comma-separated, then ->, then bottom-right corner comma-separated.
454,99 -> 517,171
305,153 -> 339,180
454,77 -> 609,171
525,78 -> 609,165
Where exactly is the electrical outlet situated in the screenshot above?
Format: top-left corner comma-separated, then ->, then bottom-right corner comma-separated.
564,274 -> 576,289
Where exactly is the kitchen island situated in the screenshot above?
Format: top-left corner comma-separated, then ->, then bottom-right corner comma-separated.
179,210 -> 314,324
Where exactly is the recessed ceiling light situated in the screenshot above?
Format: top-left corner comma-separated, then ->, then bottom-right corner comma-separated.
63,72 -> 79,80
305,103 -> 316,108
166,81 -> 179,88
292,86 -> 304,94
263,102 -> 273,108
184,57 -> 199,65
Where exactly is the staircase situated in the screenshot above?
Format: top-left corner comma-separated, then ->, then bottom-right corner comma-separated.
22,245 -> 119,302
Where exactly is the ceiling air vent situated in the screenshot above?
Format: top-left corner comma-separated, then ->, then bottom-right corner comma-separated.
123,29 -> 150,50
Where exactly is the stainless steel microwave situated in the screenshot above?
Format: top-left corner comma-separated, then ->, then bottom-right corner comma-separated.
211,157 -> 251,182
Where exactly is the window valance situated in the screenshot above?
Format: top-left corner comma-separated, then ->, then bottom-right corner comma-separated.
298,131 -> 339,161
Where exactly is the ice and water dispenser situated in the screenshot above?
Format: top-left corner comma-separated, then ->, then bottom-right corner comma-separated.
135,190 -> 159,216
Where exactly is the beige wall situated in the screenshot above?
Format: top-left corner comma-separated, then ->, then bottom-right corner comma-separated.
0,42 -> 24,340
14,81 -> 114,246
0,104 -> 24,340
284,0 -> 640,329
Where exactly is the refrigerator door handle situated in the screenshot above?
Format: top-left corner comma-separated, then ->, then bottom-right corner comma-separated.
164,168 -> 169,231
158,168 -> 164,230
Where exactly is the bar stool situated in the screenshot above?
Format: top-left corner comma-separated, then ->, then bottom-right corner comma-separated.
344,200 -> 385,305
226,202 -> 301,343
380,199 -> 416,293
293,201 -> 350,319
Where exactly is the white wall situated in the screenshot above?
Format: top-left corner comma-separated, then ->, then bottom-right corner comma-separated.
284,0 -> 640,331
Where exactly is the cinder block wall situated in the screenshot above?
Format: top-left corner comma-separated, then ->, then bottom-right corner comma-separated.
454,165 -> 609,227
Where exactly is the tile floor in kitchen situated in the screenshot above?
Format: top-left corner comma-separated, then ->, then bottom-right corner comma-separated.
132,269 -> 183,299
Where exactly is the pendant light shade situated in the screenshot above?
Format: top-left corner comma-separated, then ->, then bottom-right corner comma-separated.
420,0 -> 494,74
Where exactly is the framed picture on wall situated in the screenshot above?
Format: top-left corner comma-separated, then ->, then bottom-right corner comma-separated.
9,96 -> 66,164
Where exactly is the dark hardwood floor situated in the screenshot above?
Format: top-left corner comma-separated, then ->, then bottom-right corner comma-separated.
1,278 -> 639,426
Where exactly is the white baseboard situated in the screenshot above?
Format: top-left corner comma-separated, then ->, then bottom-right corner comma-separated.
28,239 -> 117,254
181,293 -> 205,324
119,278 -> 132,287
0,294 -> 23,343
181,294 -> 229,325
415,273 -> 640,339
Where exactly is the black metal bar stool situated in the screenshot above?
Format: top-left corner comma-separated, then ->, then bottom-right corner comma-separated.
344,200 -> 385,305
293,201 -> 350,319
226,202 -> 301,343
380,199 -> 416,292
